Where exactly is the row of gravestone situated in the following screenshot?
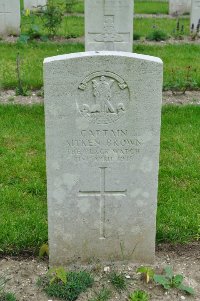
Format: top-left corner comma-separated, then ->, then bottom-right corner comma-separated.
170,0 -> 192,15
0,0 -> 200,37
170,0 -> 200,32
0,0 -> 46,36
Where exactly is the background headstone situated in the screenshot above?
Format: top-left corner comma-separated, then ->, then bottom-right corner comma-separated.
169,0 -> 191,15
190,0 -> 200,32
85,0 -> 133,52
24,0 -> 47,10
44,51 -> 163,265
0,0 -> 20,36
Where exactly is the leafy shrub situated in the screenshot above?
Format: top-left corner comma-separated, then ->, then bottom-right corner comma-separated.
129,290 -> 149,301
146,30 -> 168,41
41,0 -> 63,36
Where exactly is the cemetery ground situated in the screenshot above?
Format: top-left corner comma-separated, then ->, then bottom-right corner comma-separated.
0,1 -> 200,301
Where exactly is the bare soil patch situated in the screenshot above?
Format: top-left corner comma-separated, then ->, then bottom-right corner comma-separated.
1,90 -> 200,106
1,243 -> 199,301
0,90 -> 43,105
162,91 -> 200,105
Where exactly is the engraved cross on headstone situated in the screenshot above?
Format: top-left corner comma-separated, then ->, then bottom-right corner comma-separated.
88,0 -> 130,51
78,167 -> 127,239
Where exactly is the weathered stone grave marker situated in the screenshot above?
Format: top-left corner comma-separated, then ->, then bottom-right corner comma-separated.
0,0 -> 20,36
44,51 -> 163,265
24,0 -> 47,10
85,0 -> 133,51
169,0 -> 191,15
190,0 -> 200,33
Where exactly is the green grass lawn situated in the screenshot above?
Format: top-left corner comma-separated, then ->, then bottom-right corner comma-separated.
52,0 -> 169,14
135,1 -> 169,14
0,42 -> 199,90
0,105 -> 199,254
134,17 -> 189,37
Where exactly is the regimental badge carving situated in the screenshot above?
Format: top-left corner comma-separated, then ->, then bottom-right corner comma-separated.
78,71 -> 130,124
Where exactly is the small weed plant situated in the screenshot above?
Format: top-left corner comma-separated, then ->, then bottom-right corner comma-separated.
16,53 -> 29,96
146,26 -> 168,41
39,269 -> 94,301
89,288 -> 112,301
0,276 -> 7,293
19,9 -> 43,42
39,243 -> 49,258
0,275 -> 16,301
48,267 -> 67,285
109,272 -> 126,291
172,20 -> 185,40
129,290 -> 149,301
137,267 -> 155,283
165,66 -> 198,94
0,293 -> 17,301
190,19 -> 200,40
153,266 -> 195,295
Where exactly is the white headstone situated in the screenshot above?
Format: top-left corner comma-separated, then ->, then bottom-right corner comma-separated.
85,0 -> 133,52
24,0 -> 47,10
44,51 -> 163,265
190,0 -> 200,32
169,0 -> 191,15
0,0 -> 20,36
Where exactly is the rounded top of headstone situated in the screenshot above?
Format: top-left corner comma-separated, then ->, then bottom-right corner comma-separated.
43,51 -> 163,65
